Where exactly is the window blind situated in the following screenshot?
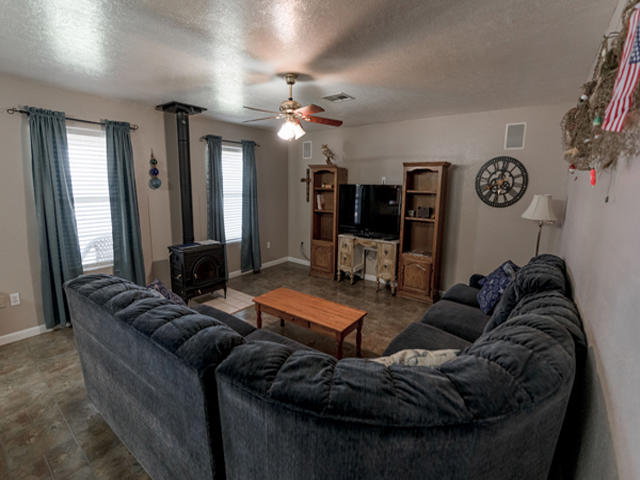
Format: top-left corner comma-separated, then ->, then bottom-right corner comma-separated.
221,144 -> 243,242
67,127 -> 114,269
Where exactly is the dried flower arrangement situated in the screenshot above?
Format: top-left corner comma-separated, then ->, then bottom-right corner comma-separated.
561,1 -> 640,172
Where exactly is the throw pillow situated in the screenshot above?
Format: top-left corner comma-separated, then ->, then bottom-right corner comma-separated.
483,281 -> 518,333
372,348 -> 459,367
476,260 -> 519,314
147,279 -> 186,305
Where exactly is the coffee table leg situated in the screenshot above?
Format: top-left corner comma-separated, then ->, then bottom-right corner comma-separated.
336,333 -> 344,360
280,318 -> 284,327
356,319 -> 362,357
256,304 -> 262,329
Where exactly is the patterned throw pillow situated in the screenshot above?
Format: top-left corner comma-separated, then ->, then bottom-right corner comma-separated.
147,279 -> 186,305
372,349 -> 459,367
476,260 -> 519,314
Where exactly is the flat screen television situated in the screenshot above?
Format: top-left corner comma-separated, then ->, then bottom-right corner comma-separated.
338,184 -> 402,239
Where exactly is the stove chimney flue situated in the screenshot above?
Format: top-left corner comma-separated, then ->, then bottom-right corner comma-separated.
156,101 -> 206,245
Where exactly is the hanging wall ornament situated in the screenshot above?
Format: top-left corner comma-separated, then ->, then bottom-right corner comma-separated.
560,1 -> 640,172
148,150 -> 162,189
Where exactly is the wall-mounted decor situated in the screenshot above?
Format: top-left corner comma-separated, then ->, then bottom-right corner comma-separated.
149,150 -> 161,189
561,1 -> 640,175
475,156 -> 528,208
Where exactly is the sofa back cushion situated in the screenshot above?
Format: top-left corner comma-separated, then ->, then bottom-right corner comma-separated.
514,254 -> 568,299
65,274 -> 244,480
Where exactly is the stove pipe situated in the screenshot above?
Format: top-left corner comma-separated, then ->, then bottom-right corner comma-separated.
156,101 -> 206,244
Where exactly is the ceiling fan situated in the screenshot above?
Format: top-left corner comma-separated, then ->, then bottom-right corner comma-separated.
243,73 -> 343,141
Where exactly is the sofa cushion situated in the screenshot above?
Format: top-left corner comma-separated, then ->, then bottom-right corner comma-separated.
372,348 -> 459,367
192,303 -> 256,337
514,254 -> 568,299
383,322 -> 471,355
420,299 -> 489,342
441,283 -> 480,308
483,281 -> 519,334
246,329 -> 314,352
477,260 -> 519,314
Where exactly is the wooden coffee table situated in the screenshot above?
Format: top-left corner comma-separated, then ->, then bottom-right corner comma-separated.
253,287 -> 366,359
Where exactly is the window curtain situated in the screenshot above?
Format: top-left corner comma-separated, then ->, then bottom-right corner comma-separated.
241,140 -> 261,273
205,135 -> 228,280
105,121 -> 145,285
27,107 -> 83,328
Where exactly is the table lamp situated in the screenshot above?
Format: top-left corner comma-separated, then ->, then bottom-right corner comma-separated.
521,194 -> 558,256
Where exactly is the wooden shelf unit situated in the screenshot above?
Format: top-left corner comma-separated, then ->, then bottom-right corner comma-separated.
309,165 -> 348,278
397,162 -> 450,303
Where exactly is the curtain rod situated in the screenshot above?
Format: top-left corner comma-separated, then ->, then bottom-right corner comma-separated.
199,136 -> 260,147
6,107 -> 139,130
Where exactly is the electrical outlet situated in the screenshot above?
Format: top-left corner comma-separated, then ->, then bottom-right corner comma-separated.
10,292 -> 20,306
266,241 -> 271,249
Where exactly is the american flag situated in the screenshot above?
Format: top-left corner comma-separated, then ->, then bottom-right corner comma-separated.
603,5 -> 640,132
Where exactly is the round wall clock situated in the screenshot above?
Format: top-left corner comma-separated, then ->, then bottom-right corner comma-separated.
475,156 -> 528,208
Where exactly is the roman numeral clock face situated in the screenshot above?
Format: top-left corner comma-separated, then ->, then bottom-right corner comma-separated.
475,156 -> 528,208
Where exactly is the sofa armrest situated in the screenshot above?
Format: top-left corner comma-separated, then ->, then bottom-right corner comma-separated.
469,273 -> 486,289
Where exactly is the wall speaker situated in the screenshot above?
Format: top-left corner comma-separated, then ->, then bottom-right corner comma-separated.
504,122 -> 526,150
303,141 -> 312,159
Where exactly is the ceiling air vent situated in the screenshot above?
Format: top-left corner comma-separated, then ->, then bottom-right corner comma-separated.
322,92 -> 355,103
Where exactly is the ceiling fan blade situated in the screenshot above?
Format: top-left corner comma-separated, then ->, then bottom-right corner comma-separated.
243,115 -> 281,123
303,116 -> 343,127
295,104 -> 325,116
243,105 -> 280,114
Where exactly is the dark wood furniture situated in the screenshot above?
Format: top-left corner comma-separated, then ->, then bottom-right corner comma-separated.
397,162 -> 450,303
169,242 -> 226,302
309,164 -> 348,278
253,287 -> 366,359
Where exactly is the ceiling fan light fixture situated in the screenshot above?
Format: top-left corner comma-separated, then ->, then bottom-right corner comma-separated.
293,120 -> 306,140
277,118 -> 305,141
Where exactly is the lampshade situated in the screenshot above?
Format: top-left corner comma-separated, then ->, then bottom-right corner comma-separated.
277,118 -> 306,141
521,194 -> 558,223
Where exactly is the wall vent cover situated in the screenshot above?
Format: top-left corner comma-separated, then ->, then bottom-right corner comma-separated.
504,122 -> 526,150
322,92 -> 355,103
303,141 -> 312,159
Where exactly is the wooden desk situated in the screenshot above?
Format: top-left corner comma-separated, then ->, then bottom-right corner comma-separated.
253,288 -> 366,359
337,234 -> 399,294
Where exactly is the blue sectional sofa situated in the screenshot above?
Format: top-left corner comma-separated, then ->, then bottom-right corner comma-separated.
65,254 -> 584,480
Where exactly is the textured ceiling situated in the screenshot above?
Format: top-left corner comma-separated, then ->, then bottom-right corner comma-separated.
0,0 -> 618,128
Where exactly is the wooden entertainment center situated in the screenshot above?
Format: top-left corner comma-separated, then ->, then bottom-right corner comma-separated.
308,161 -> 449,304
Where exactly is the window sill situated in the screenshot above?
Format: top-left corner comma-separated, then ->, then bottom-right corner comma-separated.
83,264 -> 114,273
226,239 -> 241,244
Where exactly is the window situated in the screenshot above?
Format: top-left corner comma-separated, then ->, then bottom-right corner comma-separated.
67,127 -> 113,269
221,144 -> 243,242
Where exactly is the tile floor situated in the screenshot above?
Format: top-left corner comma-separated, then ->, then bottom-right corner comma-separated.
0,262 -> 429,479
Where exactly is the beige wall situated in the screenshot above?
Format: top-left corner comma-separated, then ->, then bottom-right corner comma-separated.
0,72 -> 287,337
559,0 -> 638,477
288,103 -> 571,288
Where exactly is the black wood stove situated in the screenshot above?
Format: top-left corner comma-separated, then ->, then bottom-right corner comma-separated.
168,242 -> 226,302
158,101 -> 227,302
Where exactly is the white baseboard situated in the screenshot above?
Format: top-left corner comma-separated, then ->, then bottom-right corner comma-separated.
228,256 -> 291,279
286,256 -> 310,266
0,324 -> 51,347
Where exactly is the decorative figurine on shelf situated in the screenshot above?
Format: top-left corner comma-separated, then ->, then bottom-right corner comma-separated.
321,144 -> 335,166
149,150 -> 162,189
